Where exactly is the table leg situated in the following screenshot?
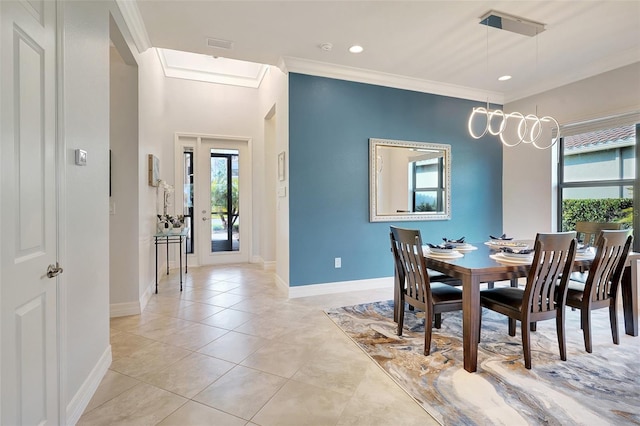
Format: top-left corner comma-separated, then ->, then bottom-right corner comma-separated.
185,235 -> 188,274
462,275 -> 480,372
166,236 -> 169,275
621,261 -> 638,336
155,238 -> 158,294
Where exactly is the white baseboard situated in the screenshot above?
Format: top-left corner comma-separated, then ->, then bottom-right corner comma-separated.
263,261 -> 276,271
140,280 -> 153,312
110,301 -> 141,317
249,255 -> 276,271
66,345 -> 112,425
288,276 -> 393,298
110,281 -> 154,317
274,273 -> 288,293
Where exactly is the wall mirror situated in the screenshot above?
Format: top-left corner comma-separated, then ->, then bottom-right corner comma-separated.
369,138 -> 451,222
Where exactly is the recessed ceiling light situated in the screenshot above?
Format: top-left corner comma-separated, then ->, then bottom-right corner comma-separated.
498,75 -> 512,81
349,45 -> 364,54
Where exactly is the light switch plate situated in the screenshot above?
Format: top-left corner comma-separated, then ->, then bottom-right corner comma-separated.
75,149 -> 87,166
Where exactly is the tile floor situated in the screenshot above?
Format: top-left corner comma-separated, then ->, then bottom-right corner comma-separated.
78,263 -> 439,426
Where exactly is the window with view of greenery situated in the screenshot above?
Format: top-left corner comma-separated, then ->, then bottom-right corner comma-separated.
558,123 -> 639,249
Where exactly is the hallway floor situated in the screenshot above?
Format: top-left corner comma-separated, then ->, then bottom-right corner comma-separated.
78,263 -> 438,425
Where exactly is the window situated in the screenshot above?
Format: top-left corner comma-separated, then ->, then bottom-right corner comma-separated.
412,157 -> 445,212
558,123 -> 639,249
183,149 -> 194,254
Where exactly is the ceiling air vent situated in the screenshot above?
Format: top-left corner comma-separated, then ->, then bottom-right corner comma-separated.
479,10 -> 545,37
206,37 -> 234,50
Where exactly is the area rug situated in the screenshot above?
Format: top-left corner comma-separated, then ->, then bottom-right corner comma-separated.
325,300 -> 640,425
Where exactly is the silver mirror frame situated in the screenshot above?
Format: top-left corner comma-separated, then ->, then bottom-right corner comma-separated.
369,138 -> 451,222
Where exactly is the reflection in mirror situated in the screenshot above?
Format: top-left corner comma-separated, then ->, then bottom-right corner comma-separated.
370,138 -> 451,222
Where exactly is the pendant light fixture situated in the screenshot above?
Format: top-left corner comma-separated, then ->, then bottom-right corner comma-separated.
468,11 -> 561,149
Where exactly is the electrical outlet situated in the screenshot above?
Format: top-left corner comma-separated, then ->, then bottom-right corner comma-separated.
335,257 -> 341,268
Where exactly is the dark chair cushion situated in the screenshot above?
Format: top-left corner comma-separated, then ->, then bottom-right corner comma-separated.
565,280 -> 586,303
431,282 -> 463,303
480,287 -> 524,310
428,269 -> 461,286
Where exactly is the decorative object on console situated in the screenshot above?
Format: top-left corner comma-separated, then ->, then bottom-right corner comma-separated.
157,214 -> 184,234
156,180 -> 181,233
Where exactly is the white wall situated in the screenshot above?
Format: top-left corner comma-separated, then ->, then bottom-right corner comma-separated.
61,0 -> 111,415
258,67 -> 289,286
137,47 -> 168,305
109,45 -> 140,309
503,62 -> 640,239
261,107 -> 277,266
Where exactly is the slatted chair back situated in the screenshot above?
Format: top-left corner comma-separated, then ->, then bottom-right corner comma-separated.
390,227 -> 431,310
575,221 -> 623,246
524,232 -> 577,321
584,230 -> 632,305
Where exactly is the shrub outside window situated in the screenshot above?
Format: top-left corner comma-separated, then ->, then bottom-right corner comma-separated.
558,124 -> 638,249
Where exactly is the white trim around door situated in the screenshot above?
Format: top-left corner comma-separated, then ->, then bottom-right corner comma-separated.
175,133 -> 252,267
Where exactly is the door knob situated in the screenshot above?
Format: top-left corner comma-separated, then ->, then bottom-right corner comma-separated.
46,262 -> 64,278
202,217 -> 209,221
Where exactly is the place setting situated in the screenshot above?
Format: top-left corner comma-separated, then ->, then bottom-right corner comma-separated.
490,246 -> 535,265
422,242 -> 464,259
484,233 -> 530,250
441,236 -> 478,252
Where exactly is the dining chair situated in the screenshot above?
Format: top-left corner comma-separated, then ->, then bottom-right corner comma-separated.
571,221 -> 624,282
390,226 -> 463,356
479,232 -> 577,369
575,221 -> 623,246
390,230 -> 461,323
565,230 -> 632,353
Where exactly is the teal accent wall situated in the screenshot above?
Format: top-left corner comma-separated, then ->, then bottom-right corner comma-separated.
289,73 -> 503,286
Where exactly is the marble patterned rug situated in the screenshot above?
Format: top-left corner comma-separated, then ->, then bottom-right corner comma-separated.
325,300 -> 640,426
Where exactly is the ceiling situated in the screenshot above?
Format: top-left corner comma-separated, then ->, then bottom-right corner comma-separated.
133,1 -> 640,103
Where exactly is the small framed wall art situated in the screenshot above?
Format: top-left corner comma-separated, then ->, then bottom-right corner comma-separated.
148,154 -> 160,186
278,151 -> 285,181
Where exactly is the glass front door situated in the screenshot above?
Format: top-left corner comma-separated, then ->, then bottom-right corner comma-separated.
195,137 -> 249,265
210,150 -> 240,252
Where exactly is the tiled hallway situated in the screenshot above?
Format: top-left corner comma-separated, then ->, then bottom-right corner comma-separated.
78,263 -> 438,425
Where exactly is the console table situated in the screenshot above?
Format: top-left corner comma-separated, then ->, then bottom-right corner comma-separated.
153,228 -> 189,293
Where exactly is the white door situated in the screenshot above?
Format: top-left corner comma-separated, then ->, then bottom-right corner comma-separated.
197,137 -> 250,265
1,1 -> 60,425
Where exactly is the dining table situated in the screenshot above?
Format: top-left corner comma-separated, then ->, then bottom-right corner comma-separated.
416,242 -> 639,373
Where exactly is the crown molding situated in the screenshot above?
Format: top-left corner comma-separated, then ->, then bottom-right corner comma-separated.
281,57 -> 504,105
115,0 -> 152,54
157,49 -> 268,88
